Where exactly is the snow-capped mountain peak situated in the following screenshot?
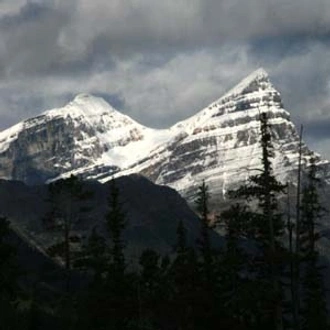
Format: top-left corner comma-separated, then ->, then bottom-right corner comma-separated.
45,93 -> 125,126
0,69 -> 328,202
172,68 -> 281,135
218,67 -> 273,103
70,93 -> 118,116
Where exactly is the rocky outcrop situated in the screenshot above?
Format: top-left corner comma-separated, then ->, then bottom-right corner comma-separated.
120,68 -> 329,201
0,94 -> 148,184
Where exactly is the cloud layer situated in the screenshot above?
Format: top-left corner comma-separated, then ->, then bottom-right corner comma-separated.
1,0 -> 330,158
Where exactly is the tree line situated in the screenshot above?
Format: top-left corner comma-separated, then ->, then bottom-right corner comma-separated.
0,112 -> 329,329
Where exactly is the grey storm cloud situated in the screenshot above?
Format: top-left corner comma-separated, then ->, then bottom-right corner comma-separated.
1,0 -> 330,158
2,0 -> 330,75
60,0 -> 330,50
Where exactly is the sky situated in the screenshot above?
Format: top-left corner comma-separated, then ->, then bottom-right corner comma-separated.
1,0 -> 330,158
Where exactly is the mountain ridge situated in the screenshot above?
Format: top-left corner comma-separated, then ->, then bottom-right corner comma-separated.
0,68 -> 328,201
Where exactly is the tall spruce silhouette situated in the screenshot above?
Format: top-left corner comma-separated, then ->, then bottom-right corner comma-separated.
195,181 -> 221,329
106,178 -> 127,276
299,159 -> 328,329
229,112 -> 286,329
220,203 -> 254,327
170,220 -> 199,330
138,248 -> 163,329
195,181 -> 213,284
44,175 -> 89,272
104,178 -> 137,330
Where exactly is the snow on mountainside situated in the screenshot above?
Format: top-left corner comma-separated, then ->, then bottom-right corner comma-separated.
117,67 -> 330,201
0,93 -> 173,183
0,69 -> 328,201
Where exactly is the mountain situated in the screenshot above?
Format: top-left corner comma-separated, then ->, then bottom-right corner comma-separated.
0,93 -> 167,184
0,175 -> 221,261
0,69 -> 329,202
2,175 -> 222,329
123,68 -> 330,201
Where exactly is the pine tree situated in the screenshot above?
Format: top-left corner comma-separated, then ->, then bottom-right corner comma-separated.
170,220 -> 199,330
299,158 -> 328,329
44,175 -> 89,272
74,226 -> 109,329
42,176 -> 93,329
229,112 -> 287,329
103,178 -> 137,330
75,226 -> 107,283
0,217 -> 18,300
195,182 -> 222,329
76,178 -> 137,330
289,124 -> 304,330
195,181 -> 213,284
219,203 -> 254,327
138,248 -> 163,329
106,178 -> 126,277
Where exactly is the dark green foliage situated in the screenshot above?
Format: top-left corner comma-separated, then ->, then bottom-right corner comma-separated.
138,249 -> 164,329
2,124 -> 329,329
0,216 -> 22,329
195,181 -> 214,284
219,204 -> 250,322
233,113 -> 286,246
299,159 -> 328,329
170,221 -> 199,330
195,182 -> 231,329
300,159 -> 324,258
0,217 -> 18,300
101,179 -> 138,329
76,226 -> 108,281
220,113 -> 287,329
106,178 -> 126,276
217,115 -> 329,330
77,177 -> 138,330
301,253 -> 328,330
44,175 -> 89,270
175,219 -> 187,255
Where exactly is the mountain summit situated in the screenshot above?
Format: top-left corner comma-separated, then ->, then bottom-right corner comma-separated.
218,67 -> 271,102
0,70 -> 328,201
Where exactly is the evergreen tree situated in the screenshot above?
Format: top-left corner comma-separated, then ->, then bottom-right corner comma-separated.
0,216 -> 16,326
293,125 -> 304,330
0,217 -> 25,329
170,220 -> 199,330
0,217 -> 18,301
76,178 -> 132,330
195,181 -> 213,284
228,112 -> 287,329
300,159 -> 324,262
76,226 -> 107,282
106,178 -> 126,277
154,254 -> 174,330
43,175 -> 91,328
299,159 -> 328,329
219,203 -> 254,327
74,227 -> 108,330
195,182 -> 221,329
44,175 -> 89,272
138,248 -> 163,329
103,178 -> 137,330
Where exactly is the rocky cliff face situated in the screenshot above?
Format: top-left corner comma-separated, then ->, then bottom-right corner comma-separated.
0,93 -> 149,184
118,68 -> 330,201
0,69 -> 328,200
